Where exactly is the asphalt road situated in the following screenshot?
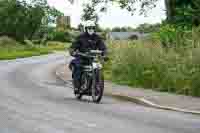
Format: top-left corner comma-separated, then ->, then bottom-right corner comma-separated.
0,53 -> 199,133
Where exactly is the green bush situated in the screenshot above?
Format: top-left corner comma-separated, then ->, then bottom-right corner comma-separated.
128,35 -> 139,40
152,24 -> 193,49
0,36 -> 21,46
47,31 -> 73,42
46,41 -> 70,50
0,0 -> 59,42
99,32 -> 107,40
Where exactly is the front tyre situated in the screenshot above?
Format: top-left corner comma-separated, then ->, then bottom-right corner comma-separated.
92,69 -> 104,103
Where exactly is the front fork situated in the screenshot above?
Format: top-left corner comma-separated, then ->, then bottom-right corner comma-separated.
91,68 -> 101,95
81,62 -> 102,94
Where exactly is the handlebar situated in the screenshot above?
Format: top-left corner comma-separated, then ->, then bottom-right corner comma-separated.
76,52 -> 91,58
76,51 -> 108,60
76,50 -> 103,57
72,50 -> 109,61
90,50 -> 103,54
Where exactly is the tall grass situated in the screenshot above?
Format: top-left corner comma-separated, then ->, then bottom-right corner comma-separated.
105,28 -> 200,97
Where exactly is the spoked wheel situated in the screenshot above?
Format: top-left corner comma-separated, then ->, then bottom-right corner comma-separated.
92,70 -> 104,103
75,72 -> 89,100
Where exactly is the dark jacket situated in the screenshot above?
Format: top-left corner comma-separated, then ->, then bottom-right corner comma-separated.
70,32 -> 107,56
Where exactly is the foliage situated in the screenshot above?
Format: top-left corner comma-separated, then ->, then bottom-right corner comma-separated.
166,0 -> 200,26
152,24 -> 194,49
80,0 -> 160,30
0,36 -> 21,47
111,27 -> 123,32
77,23 -> 84,32
46,41 -> 70,50
97,32 -> 107,40
69,0 -> 200,27
110,24 -> 160,33
111,27 -> 133,32
0,0 -> 63,41
73,0 -> 159,16
135,23 -> 161,33
152,24 -> 177,48
105,36 -> 200,97
128,35 -> 138,40
47,31 -> 73,42
81,2 -> 98,22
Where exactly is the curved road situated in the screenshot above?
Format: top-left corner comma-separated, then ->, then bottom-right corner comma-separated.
0,53 -> 199,133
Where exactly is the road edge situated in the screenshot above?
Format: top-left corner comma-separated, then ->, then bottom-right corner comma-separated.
55,65 -> 200,116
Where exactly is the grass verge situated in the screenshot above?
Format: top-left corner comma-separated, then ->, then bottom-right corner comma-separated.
0,38 -> 69,60
104,40 -> 200,97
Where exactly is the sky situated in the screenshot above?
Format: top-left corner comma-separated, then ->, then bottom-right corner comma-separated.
47,0 -> 166,28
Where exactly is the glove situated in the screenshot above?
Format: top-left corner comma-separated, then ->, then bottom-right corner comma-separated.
70,50 -> 78,57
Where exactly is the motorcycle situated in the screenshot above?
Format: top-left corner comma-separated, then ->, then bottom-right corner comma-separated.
71,50 -> 107,103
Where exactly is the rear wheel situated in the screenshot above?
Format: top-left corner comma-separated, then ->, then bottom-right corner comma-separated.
92,69 -> 104,103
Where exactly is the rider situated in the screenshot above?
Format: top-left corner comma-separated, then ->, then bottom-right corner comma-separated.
69,20 -> 107,93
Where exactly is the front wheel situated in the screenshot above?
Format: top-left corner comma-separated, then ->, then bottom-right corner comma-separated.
92,69 -> 104,103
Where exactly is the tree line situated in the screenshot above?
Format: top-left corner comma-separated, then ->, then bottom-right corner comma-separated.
0,0 -> 63,42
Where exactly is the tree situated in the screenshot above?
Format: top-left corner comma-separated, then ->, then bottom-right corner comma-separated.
81,1 -> 100,31
77,23 -> 84,32
69,0 -> 162,32
134,23 -> 161,33
111,27 -> 121,32
81,3 -> 98,22
110,26 -> 135,32
192,0 -> 200,26
68,0 -> 200,26
0,0 -> 63,41
165,0 -> 200,26
68,0 -> 159,16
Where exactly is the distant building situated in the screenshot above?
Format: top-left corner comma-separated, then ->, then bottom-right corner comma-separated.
56,16 -> 71,32
108,32 -> 149,40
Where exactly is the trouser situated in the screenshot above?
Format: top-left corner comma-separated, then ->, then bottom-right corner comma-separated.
69,58 -> 89,89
